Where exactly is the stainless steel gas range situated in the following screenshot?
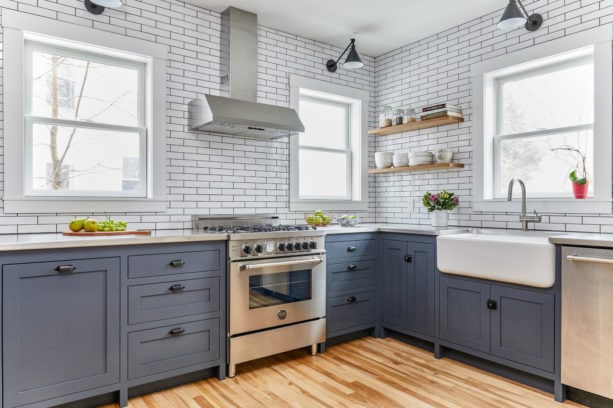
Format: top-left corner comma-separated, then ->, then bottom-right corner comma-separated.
193,215 -> 326,377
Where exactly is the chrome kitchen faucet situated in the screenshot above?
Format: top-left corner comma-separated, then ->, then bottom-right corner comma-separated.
507,179 -> 542,231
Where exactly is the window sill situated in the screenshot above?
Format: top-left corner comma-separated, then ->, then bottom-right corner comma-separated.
290,200 -> 369,212
3,197 -> 168,214
473,198 -> 612,214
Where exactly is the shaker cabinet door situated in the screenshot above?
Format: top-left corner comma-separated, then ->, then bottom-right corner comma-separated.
439,276 -> 491,353
3,257 -> 120,407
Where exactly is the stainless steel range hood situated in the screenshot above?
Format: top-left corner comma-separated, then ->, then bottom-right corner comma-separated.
189,7 -> 304,139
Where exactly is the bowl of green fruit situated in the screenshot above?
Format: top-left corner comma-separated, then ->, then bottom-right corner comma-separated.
306,210 -> 331,226
339,214 -> 359,227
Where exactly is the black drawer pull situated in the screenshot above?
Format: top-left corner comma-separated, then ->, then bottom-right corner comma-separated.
486,299 -> 498,310
347,264 -> 357,271
55,265 -> 76,273
404,254 -> 412,263
169,284 -> 185,292
346,296 -> 357,303
347,246 -> 357,252
169,259 -> 185,267
169,327 -> 185,336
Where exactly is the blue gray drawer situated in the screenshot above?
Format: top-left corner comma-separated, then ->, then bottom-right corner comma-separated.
327,260 -> 376,295
128,277 -> 220,324
128,249 -> 222,279
128,318 -> 220,380
326,238 -> 376,261
327,290 -> 376,334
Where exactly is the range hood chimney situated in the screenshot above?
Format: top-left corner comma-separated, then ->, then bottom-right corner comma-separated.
189,7 -> 304,139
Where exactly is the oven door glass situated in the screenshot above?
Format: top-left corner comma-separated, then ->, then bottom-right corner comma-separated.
249,270 -> 312,309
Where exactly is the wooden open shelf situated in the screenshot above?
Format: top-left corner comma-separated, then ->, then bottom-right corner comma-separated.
369,162 -> 464,174
368,116 -> 464,136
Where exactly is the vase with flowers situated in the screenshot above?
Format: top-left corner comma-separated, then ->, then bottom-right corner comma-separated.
551,146 -> 588,199
422,190 -> 460,227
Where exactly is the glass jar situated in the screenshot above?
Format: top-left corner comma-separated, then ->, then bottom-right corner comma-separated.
379,106 -> 393,128
393,109 -> 404,126
405,108 -> 417,123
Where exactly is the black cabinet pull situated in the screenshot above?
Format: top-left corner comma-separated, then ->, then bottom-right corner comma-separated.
55,265 -> 76,273
346,296 -> 357,303
347,246 -> 357,252
404,254 -> 412,263
169,259 -> 185,267
169,327 -> 185,336
347,264 -> 357,271
169,284 -> 185,292
486,299 -> 498,310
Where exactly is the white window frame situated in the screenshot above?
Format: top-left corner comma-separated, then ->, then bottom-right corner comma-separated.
289,75 -> 369,211
2,10 -> 167,213
472,26 -> 612,213
24,40 -> 148,198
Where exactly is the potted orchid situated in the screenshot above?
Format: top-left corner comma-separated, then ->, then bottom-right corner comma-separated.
422,190 -> 460,227
551,146 -> 588,199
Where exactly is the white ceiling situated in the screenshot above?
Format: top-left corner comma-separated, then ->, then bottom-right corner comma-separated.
184,0 -> 505,57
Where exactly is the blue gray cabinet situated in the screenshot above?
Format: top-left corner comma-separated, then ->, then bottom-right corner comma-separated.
380,235 -> 436,340
0,240 -> 226,408
325,233 -> 377,339
439,274 -> 554,373
3,256 -> 120,408
125,242 -> 226,388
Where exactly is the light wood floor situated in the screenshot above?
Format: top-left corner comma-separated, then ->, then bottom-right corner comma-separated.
101,337 -> 585,408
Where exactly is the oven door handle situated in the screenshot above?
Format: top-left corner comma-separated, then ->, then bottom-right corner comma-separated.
239,257 -> 324,271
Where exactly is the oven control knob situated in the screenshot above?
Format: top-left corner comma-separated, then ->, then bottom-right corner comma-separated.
286,243 -> 294,251
309,241 -> 317,249
294,242 -> 302,251
242,245 -> 252,255
278,243 -> 286,251
302,242 -> 309,250
254,244 -> 263,254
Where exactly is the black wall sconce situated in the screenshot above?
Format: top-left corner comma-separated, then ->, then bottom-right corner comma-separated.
85,0 -> 123,15
326,38 -> 364,73
497,0 -> 543,31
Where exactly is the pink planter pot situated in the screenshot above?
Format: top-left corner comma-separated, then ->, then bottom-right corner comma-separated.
572,181 -> 589,199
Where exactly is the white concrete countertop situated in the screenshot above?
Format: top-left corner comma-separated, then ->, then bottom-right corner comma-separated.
0,224 -> 469,252
0,229 -> 228,252
548,233 -> 613,248
322,223 -> 468,236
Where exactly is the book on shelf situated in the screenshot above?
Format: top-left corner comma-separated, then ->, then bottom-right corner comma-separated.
420,111 -> 463,120
419,103 -> 461,113
418,106 -> 462,116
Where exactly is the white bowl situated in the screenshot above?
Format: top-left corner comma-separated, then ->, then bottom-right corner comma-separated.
375,159 -> 393,169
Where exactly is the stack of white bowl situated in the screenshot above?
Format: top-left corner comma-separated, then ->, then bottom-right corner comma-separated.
375,151 -> 393,169
409,151 -> 434,165
392,151 -> 409,167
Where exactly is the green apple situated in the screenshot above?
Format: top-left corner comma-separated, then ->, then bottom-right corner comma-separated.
312,215 -> 322,225
314,210 -> 324,217
83,218 -> 99,232
68,217 -> 87,232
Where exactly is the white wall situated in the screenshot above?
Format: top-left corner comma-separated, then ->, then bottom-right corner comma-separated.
374,0 -> 613,232
0,0 -> 376,233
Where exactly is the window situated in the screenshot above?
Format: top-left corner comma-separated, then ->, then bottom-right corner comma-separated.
492,49 -> 594,198
289,76 -> 369,211
3,10 -> 167,213
26,41 -> 146,197
473,27 -> 612,213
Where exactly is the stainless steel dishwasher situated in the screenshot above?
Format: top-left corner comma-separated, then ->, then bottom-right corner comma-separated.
562,246 -> 613,399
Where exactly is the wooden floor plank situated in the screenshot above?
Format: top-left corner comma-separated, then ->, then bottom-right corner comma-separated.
99,337 -> 585,408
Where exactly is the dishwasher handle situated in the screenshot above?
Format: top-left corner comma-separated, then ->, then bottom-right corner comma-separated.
566,254 -> 613,266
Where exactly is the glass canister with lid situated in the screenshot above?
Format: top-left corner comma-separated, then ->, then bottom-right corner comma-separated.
393,109 -> 404,126
379,106 -> 393,128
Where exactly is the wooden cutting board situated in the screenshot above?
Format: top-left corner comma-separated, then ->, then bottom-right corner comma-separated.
62,230 -> 152,236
